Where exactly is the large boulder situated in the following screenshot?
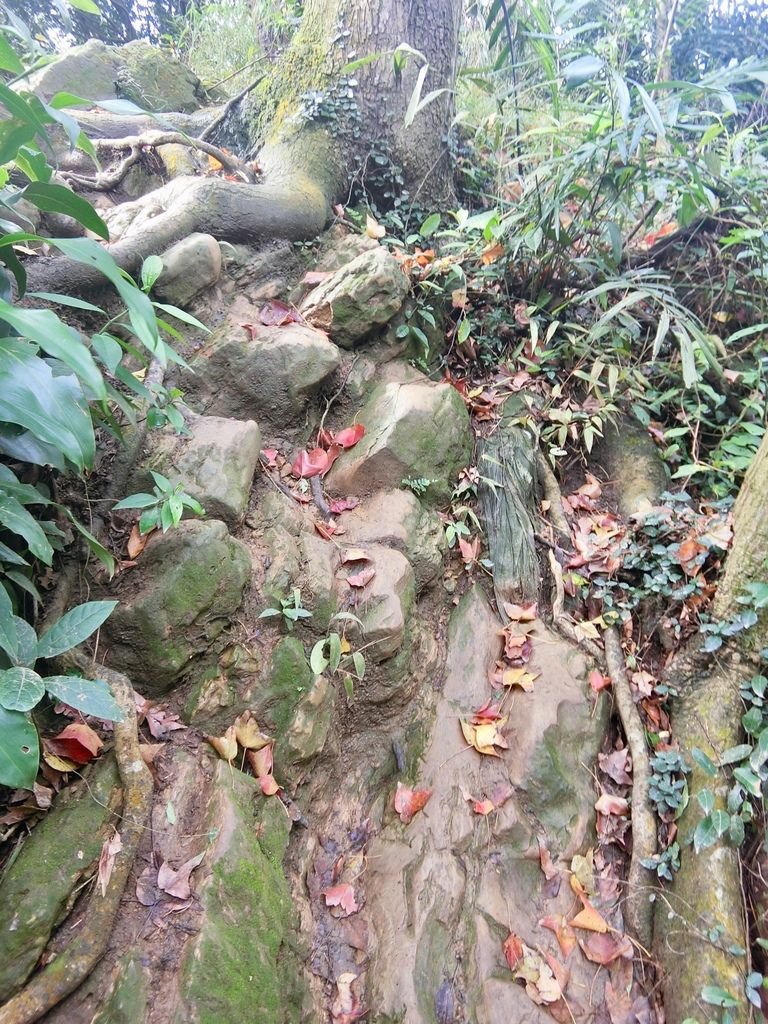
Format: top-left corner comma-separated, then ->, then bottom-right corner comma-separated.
300,246 -> 409,349
180,323 -> 341,424
103,520 -> 251,694
25,39 -> 206,112
134,414 -> 260,529
155,233 -> 222,306
326,380 -> 473,504
342,543 -> 415,667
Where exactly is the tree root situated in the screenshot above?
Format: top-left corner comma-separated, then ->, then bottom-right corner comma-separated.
535,450 -> 571,542
604,626 -> 656,949
62,131 -> 254,191
547,550 -> 605,663
0,670 -> 153,1024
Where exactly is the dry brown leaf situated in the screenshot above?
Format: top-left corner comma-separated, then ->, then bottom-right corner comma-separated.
234,711 -> 271,751
347,565 -> 376,588
127,523 -> 149,560
500,667 -> 538,691
365,214 -> 385,239
579,931 -> 633,965
460,716 -> 508,756
97,828 -> 122,897
206,725 -> 238,763
539,914 -> 578,957
247,743 -> 274,778
595,793 -> 629,816
323,883 -> 359,916
503,601 -> 537,622
157,852 -> 205,900
570,902 -> 609,933
341,548 -> 371,564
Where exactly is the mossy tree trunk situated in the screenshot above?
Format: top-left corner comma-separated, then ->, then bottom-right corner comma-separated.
27,0 -> 461,294
657,431 -> 768,1024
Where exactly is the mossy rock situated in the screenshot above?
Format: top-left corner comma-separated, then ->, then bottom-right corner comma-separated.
103,520 -> 251,694
91,956 -> 148,1024
0,757 -> 119,1002
254,635 -> 313,735
176,764 -> 303,1023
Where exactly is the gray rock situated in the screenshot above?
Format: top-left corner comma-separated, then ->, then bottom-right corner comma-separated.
594,414 -> 669,517
136,414 -> 260,529
103,520 -> 250,694
326,380 -> 473,505
155,232 -> 222,306
181,322 -> 341,424
25,39 -> 121,103
343,488 -> 446,591
157,142 -> 205,179
274,674 -> 334,778
315,231 -> 379,272
342,543 -> 415,666
300,246 -> 409,349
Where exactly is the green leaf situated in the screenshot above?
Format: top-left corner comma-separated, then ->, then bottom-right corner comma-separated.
65,512 -> 115,576
310,639 -> 329,676
691,746 -> 718,777
420,213 -> 440,238
12,616 -> 38,668
719,744 -> 753,766
635,82 -> 666,140
36,600 -> 117,660
697,789 -> 714,814
152,303 -> 209,332
733,765 -> 762,797
0,491 -> 54,564
0,585 -> 18,662
67,0 -> 101,14
329,631 -> 342,673
352,651 -> 365,680
141,254 -> 163,291
22,182 -> 108,240
0,666 -> 45,711
48,92 -> 91,110
45,675 -> 124,720
113,492 -> 161,510
0,300 -> 107,398
0,706 -> 39,789
693,809 -> 729,853
27,291 -> 105,313
563,55 -> 604,87
0,34 -> 24,75
701,986 -> 739,1008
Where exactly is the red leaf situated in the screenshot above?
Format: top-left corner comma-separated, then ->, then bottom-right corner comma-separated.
503,932 -> 524,971
347,566 -> 376,588
292,448 -> 329,478
261,448 -> 279,468
323,883 -> 359,916
321,443 -> 343,476
473,798 -> 494,815
240,322 -> 258,340
317,428 -> 335,448
394,781 -> 432,824
246,744 -> 273,778
589,669 -> 611,692
45,723 -> 103,764
315,521 -> 337,540
594,793 -> 629,816
334,424 -> 365,449
328,496 -> 359,515
258,299 -> 303,327
579,931 -> 633,965
539,915 -> 578,957
259,774 -> 280,796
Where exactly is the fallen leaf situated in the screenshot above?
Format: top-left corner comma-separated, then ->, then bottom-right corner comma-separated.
365,214 -> 385,239
503,601 -> 537,622
589,669 -> 611,692
157,852 -> 204,900
323,883 -> 359,915
292,447 -> 329,478
481,241 -> 504,265
261,448 -> 279,468
42,751 -> 77,772
579,931 -> 633,965
334,424 -> 365,449
315,521 -> 338,540
136,863 -> 158,906
240,322 -> 258,340
234,711 -> 271,751
499,666 -> 538,691
460,717 -> 508,756
595,793 -> 629,816
321,442 -> 343,476
259,774 -> 280,796
127,523 -> 148,560
206,725 -> 238,763
470,697 -> 504,723
331,971 -> 365,1024
394,781 -> 432,823
539,914 -> 578,957
473,798 -> 495,815
328,496 -> 359,514
341,548 -> 371,564
599,748 -> 632,786
537,838 -> 559,880
570,902 -> 609,933
258,298 -> 303,327
503,931 -> 524,971
347,566 -> 376,588
139,743 -> 164,767
45,723 -> 103,765
302,270 -> 332,286
504,934 -> 562,1005
97,828 -> 122,896
247,743 -> 273,778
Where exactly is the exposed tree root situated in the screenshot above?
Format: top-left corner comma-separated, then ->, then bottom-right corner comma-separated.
0,670 -> 153,1024
604,625 -> 656,948
535,450 -> 571,542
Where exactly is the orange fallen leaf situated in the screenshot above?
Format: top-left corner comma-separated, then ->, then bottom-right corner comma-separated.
503,931 -> 524,971
579,931 -> 633,964
539,914 -> 578,957
45,723 -> 103,765
460,716 -> 508,756
473,798 -> 495,815
481,241 -> 504,265
127,523 -> 149,560
394,781 -> 432,823
503,601 -> 537,622
595,793 -> 629,816
570,902 -> 609,933
234,711 -> 271,751
206,725 -> 238,763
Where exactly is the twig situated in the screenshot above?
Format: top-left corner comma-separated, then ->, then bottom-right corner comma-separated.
604,625 -> 656,949
317,356 -> 359,440
547,551 -> 604,663
310,475 -> 332,521
200,76 -> 265,142
0,670 -> 152,1024
535,451 -> 571,542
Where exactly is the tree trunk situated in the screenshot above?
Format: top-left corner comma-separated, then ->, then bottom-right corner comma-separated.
26,0 -> 461,295
656,431 -> 768,1024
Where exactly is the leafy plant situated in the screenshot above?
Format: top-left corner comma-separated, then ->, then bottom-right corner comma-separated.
259,588 -> 312,631
113,471 -> 205,535
648,749 -> 689,818
0,590 -> 120,789
310,613 -> 366,701
401,476 -> 439,496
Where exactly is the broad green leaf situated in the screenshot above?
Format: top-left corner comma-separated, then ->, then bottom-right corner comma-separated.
310,639 -> 329,676
113,492 -> 160,510
0,300 -> 106,398
690,746 -> 718,776
36,599 -> 117,660
701,986 -> 739,1008
0,541 -> 30,566
635,82 -> 666,140
5,570 -> 41,607
0,584 -> 18,661
719,744 -> 752,766
152,302 -> 209,332
48,92 -> 91,110
12,616 -> 38,668
67,0 -> 100,12
0,339 -> 95,470
0,492 -> 53,564
65,513 -> 115,576
22,182 -> 108,239
693,809 -> 729,853
0,706 -> 38,788
329,631 -> 342,673
697,788 -> 714,814
27,291 -> 105,313
44,675 -> 124,720
52,238 -> 161,359
563,55 -> 604,87
0,666 -> 44,711
749,728 -> 768,770
733,765 -> 762,796
141,254 -> 163,291
0,34 -> 24,75
420,213 -> 440,238
352,651 -> 365,680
